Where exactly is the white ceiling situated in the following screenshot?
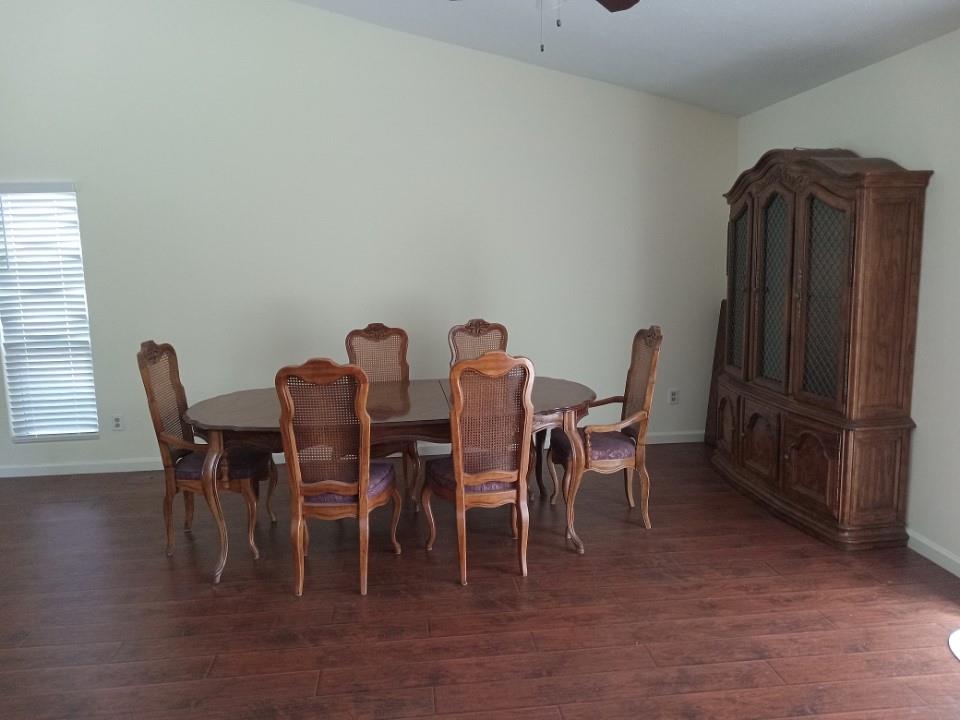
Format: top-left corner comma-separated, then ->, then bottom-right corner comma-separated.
296,0 -> 960,115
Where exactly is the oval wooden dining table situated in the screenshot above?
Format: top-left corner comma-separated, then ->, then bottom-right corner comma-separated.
184,377 -> 595,582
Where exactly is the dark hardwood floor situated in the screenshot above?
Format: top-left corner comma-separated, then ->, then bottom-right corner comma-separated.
1,443 -> 959,719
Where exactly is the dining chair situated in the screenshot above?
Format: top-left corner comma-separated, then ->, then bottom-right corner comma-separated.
137,341 -> 277,560
345,323 -> 420,503
448,318 -> 509,364
547,326 -> 663,550
276,358 -> 402,596
421,351 -> 535,585
448,318 -> 550,499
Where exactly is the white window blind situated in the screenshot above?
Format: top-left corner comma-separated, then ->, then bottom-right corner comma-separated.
0,185 -> 99,441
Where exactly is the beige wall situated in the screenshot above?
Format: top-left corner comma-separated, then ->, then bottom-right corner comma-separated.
739,28 -> 960,574
0,0 -> 736,474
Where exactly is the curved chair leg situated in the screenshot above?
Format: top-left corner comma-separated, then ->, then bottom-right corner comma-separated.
404,443 -> 422,510
547,450 -> 564,506
390,488 -> 403,555
510,504 -> 518,539
266,461 -> 278,524
291,514 -> 305,596
456,503 -> 468,586
239,479 -> 259,560
358,514 -> 370,596
517,499 -> 530,577
422,485 -> 437,550
565,466 -> 585,554
638,451 -> 652,529
624,468 -> 636,509
163,486 -> 176,556
183,491 -> 194,532
302,521 -> 309,558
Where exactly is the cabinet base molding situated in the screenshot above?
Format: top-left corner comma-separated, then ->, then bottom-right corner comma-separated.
712,452 -> 907,550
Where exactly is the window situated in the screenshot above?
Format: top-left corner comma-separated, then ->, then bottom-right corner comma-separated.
0,184 -> 98,441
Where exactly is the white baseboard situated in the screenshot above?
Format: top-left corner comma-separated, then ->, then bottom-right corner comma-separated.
907,529 -> 960,578
0,430 -> 706,479
0,457 -> 163,478
646,430 -> 704,444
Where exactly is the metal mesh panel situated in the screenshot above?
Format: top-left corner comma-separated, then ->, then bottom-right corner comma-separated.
451,327 -> 507,363
802,197 -> 848,400
759,194 -> 789,382
144,350 -> 189,441
286,374 -> 361,485
727,211 -> 749,367
347,333 -> 406,383
457,365 -> 528,475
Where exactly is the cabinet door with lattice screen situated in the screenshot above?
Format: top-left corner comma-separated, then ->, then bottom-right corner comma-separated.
792,187 -> 854,411
752,186 -> 794,392
725,196 -> 753,379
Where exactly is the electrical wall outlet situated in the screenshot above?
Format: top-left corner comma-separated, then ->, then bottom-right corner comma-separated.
668,389 -> 679,405
112,414 -> 125,431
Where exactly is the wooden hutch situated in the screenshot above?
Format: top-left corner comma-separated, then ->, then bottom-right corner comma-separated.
712,149 -> 931,548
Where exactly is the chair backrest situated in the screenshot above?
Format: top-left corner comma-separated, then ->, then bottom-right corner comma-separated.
622,326 -> 663,431
449,351 -> 534,492
276,358 -> 372,504
345,323 -> 409,383
137,341 -> 191,465
448,318 -> 508,365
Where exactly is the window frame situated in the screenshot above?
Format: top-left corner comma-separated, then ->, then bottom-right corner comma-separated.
0,182 -> 99,443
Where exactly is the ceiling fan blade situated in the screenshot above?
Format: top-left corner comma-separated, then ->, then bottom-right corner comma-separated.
594,0 -> 641,11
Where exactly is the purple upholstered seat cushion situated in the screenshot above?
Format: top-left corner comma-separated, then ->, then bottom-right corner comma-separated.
550,428 -> 636,462
174,448 -> 271,481
304,461 -> 395,505
425,456 -> 515,493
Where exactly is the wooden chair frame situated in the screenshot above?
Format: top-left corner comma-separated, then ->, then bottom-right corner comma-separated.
276,358 -> 402,596
137,341 -> 277,560
547,326 -> 662,552
421,351 -> 535,585
345,323 -> 421,506
446,319 -> 548,498
447,318 -> 509,365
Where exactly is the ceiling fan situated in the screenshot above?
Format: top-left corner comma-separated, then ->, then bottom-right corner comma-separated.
592,0 -> 641,10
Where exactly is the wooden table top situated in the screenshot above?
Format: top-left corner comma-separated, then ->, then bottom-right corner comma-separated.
184,377 -> 595,433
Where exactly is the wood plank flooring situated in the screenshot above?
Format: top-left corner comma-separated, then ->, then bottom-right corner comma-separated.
1,443 -> 959,719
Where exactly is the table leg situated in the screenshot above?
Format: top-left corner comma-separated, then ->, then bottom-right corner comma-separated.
562,411 -> 585,554
534,430 -> 547,499
200,430 -> 229,583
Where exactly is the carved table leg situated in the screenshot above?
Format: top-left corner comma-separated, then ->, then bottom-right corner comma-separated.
201,430 -> 229,583
534,430 -> 547,499
562,410 -> 586,554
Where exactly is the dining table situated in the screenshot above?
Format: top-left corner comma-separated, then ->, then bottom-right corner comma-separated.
184,376 -> 596,582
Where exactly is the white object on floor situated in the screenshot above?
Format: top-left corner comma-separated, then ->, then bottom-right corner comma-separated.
950,629 -> 960,661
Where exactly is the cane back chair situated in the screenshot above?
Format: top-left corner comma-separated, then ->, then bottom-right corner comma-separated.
448,318 -> 550,498
448,318 -> 509,365
421,351 -> 535,585
547,326 -> 662,552
345,323 -> 420,502
137,341 -> 277,560
276,358 -> 402,596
